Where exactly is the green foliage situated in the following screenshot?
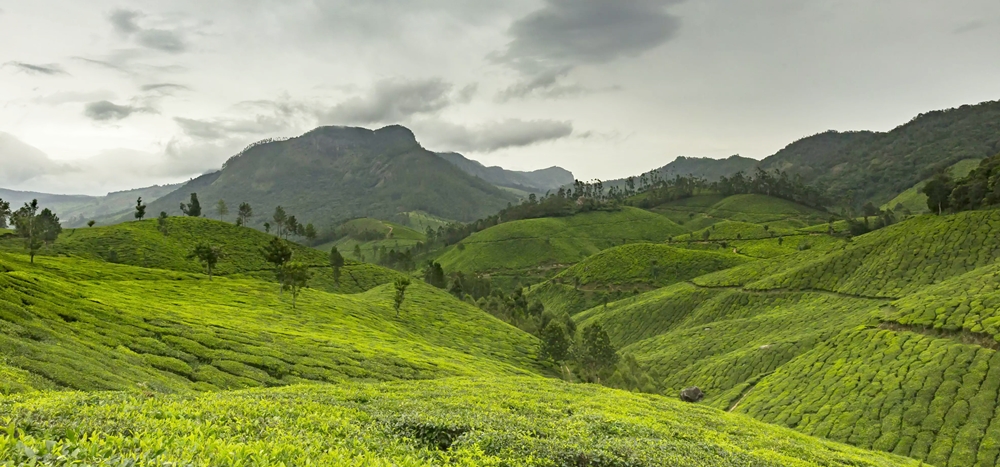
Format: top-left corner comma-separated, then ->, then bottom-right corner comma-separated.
881,158 -> 981,214
922,172 -> 954,214
539,321 -> 570,362
9,200 -> 61,264
329,246 -> 345,284
0,377 -> 917,466
436,208 -> 684,276
0,198 -> 10,229
215,199 -> 228,220
280,261 -> 311,308
133,197 -> 146,220
576,324 -> 619,382
179,193 -> 201,217
946,152 -> 1000,212
393,277 -> 411,317
0,251 -> 541,394
187,243 -> 223,280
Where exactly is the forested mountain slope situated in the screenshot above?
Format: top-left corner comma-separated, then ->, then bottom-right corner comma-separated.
126,126 -> 518,228
436,151 -> 574,193
758,100 -> 1000,207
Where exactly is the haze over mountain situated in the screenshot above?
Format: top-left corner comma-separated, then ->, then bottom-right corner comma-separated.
437,152 -> 574,194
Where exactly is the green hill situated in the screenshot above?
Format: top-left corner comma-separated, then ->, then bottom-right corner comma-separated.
571,210 -> 1000,465
435,207 -> 686,280
120,126 -> 518,228
0,250 -> 540,394
0,217 -> 401,294
528,243 -> 750,316
317,217 -> 427,261
651,194 -> 829,231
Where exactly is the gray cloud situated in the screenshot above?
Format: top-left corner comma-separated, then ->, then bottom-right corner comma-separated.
3,61 -> 69,76
175,99 -> 310,141
320,78 -> 456,125
141,83 -> 190,92
0,132 -> 65,187
953,20 -> 988,34
83,100 -> 154,121
494,0 -> 682,100
416,119 -> 574,153
109,9 -> 187,53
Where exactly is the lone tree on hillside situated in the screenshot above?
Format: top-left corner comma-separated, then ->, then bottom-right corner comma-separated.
236,202 -> 253,226
262,236 -> 293,293
216,199 -> 229,221
423,261 -> 446,289
923,172 -> 954,215
304,223 -> 317,241
180,193 -> 202,217
87,220 -> 96,228
577,324 -> 619,383
134,197 -> 147,220
11,200 -> 62,264
393,277 -> 411,318
188,243 -> 223,280
280,261 -> 311,308
157,212 -> 169,235
263,222 -> 271,234
329,246 -> 345,285
353,244 -> 363,262
272,206 -> 287,237
0,198 -> 10,229
540,321 -> 570,362
286,215 -> 300,239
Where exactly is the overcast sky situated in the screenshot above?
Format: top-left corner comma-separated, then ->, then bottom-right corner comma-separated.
2,0 -> 1000,195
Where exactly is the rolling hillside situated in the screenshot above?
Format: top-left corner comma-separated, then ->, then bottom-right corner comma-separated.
0,217 -> 918,466
317,217 -> 427,261
572,210 -> 1000,465
121,126 -> 518,228
434,207 -> 686,280
883,158 -> 983,213
528,243 -> 750,317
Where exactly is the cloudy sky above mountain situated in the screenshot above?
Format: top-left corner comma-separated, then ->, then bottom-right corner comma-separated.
1,0 -> 999,194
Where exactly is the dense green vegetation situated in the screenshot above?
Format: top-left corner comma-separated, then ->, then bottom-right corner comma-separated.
528,243 -> 749,317
435,207 -> 685,280
882,158 -> 981,214
0,216 -> 401,294
0,251 -> 539,394
0,377 -> 919,466
316,217 -> 427,264
758,100 -> 1000,208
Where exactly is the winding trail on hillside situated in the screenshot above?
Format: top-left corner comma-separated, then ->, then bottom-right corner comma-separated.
684,281 -> 898,302
878,322 -> 1000,351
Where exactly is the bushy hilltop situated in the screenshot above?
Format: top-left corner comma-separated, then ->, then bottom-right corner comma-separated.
572,209 -> 1000,466
0,217 -> 401,294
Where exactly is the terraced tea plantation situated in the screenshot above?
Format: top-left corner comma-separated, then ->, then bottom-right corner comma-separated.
573,210 -> 1000,466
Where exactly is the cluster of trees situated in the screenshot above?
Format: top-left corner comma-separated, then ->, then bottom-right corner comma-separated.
713,168 -> 828,208
260,237 -> 312,308
267,206 -> 317,241
924,154 -> 1000,214
0,198 -> 63,263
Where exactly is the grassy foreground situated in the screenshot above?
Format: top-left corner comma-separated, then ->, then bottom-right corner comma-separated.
0,377 -> 921,467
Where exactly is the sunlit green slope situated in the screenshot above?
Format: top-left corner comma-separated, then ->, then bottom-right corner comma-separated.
0,252 -> 540,394
574,210 -> 1000,466
0,377 -> 920,466
882,158 -> 982,213
528,243 -> 750,316
435,207 -> 685,276
652,194 -> 829,230
0,217 -> 401,293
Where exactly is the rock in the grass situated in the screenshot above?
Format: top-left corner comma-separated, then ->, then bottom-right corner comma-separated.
680,386 -> 705,403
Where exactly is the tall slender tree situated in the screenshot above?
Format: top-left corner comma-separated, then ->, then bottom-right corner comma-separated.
262,237 -> 293,294
12,200 -> 61,264
216,199 -> 229,221
393,277 -> 411,318
188,243 -> 223,280
134,197 -> 147,220
180,193 -> 202,217
236,202 -> 253,226
272,206 -> 287,238
280,262 -> 311,308
329,246 -> 345,285
0,198 -> 10,229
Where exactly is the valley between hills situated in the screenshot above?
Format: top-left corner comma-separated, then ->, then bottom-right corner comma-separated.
3,99 -> 1000,465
